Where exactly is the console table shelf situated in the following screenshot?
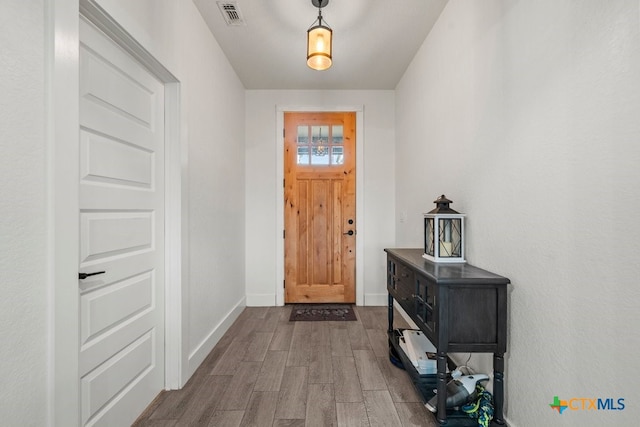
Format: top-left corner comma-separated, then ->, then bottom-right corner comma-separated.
385,248 -> 510,426
388,329 -> 479,426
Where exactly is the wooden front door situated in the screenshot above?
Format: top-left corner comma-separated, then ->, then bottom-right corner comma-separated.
284,112 -> 356,303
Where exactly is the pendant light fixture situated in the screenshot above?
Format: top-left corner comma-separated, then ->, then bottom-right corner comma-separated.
307,0 -> 332,71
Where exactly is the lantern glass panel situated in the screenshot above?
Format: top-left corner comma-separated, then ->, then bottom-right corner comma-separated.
438,218 -> 462,257
425,217 -> 435,257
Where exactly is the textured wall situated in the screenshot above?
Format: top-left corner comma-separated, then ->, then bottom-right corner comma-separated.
1,0 -> 246,423
178,3 -> 246,369
0,2 -> 48,425
395,1 -> 640,425
94,0 -> 247,377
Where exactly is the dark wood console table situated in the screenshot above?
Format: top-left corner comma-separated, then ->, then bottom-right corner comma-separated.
385,248 -> 510,426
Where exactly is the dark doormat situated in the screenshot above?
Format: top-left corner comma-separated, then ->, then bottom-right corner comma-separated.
289,304 -> 357,322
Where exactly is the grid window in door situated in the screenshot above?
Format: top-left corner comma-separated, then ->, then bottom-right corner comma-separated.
297,124 -> 344,166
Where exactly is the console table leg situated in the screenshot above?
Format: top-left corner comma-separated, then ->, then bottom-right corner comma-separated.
493,353 -> 505,425
436,352 -> 448,425
388,293 -> 394,334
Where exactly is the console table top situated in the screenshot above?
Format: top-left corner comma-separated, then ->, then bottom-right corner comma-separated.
384,248 -> 510,286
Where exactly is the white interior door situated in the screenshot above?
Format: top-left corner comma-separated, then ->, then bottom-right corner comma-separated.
78,18 -> 165,427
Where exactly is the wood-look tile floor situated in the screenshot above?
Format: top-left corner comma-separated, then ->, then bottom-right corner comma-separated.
133,306 -> 439,427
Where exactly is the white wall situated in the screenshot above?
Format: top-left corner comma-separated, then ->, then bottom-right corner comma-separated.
396,1 -> 640,426
245,90 -> 395,306
94,0 -> 247,379
0,2 -> 48,426
1,0 -> 245,425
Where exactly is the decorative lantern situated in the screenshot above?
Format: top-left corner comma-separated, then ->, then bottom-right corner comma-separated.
423,195 -> 466,263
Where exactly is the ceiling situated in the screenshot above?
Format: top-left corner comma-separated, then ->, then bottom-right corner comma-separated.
193,0 -> 448,90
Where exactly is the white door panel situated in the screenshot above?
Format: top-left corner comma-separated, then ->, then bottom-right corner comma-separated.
80,211 -> 154,263
79,100 -> 157,153
79,30 -> 160,135
80,103 -> 157,151
80,271 -> 154,344
81,332 -> 157,427
79,308 -> 156,380
79,45 -> 159,156
81,331 -> 155,419
80,130 -> 154,188
79,18 -> 165,427
82,53 -> 156,127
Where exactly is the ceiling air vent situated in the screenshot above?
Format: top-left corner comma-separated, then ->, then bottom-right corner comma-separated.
217,1 -> 246,26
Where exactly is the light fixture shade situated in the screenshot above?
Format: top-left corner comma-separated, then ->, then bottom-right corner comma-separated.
307,24 -> 332,70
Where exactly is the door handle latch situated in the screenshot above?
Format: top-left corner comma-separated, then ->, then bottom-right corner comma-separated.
79,271 -> 106,280
343,230 -> 355,236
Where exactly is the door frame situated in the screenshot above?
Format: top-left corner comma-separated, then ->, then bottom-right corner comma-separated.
50,1 -> 184,425
276,106 -> 364,306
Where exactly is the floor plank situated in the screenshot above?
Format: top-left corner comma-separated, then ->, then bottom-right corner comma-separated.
269,323 -> 294,351
272,419 -> 305,427
256,308 -> 281,332
336,402 -> 370,427
310,321 -> 332,347
133,306 -> 443,427
239,391 -> 279,426
363,390 -> 403,427
173,375 -> 230,426
366,328 -> 390,359
254,350 -> 288,391
215,362 -> 261,410
305,383 -> 337,426
347,321 -> 373,351
286,323 -> 314,367
377,356 -> 423,403
244,331 -> 275,362
308,346 -> 333,384
147,372 -> 210,420
274,366 -> 308,420
333,356 -> 364,403
134,420 -> 178,427
331,328 -> 353,357
210,339 -> 250,375
394,402 -> 438,427
353,349 -> 388,391
206,410 -> 244,427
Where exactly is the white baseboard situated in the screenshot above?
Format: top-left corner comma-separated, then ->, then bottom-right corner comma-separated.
364,293 -> 388,306
246,293 -> 389,307
187,297 -> 246,379
245,293 -> 277,306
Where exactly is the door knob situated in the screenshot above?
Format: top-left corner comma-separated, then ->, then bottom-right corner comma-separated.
343,230 -> 355,236
79,271 -> 105,280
